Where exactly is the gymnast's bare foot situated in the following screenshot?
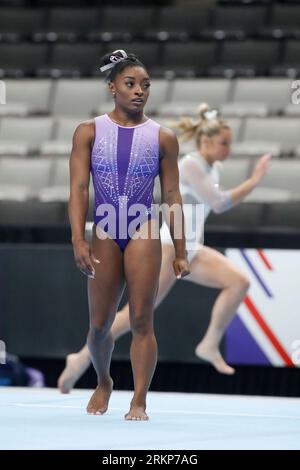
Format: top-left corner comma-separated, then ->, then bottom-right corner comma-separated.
195,341 -> 235,375
125,399 -> 149,421
58,352 -> 91,394
86,378 -> 113,415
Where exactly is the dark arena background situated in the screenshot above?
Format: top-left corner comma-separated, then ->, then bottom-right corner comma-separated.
0,0 -> 300,453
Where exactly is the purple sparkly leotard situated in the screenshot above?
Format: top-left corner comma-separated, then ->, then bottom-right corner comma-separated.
91,113 -> 160,252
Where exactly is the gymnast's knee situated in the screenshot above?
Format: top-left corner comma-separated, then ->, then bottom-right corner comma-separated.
88,322 -> 111,343
130,308 -> 154,337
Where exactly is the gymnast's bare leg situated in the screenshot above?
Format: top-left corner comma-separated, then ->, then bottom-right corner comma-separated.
86,226 -> 126,415
185,245 -> 250,375
123,220 -> 162,420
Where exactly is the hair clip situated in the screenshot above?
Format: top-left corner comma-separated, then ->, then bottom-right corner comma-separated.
203,109 -> 218,120
99,49 -> 128,72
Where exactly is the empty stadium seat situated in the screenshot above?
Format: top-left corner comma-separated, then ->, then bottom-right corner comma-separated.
51,79 -> 107,117
1,79 -> 52,116
47,8 -> 100,35
269,5 -> 300,34
243,187 -> 293,204
221,78 -> 292,117
271,40 -> 300,77
155,5 -> 211,36
0,8 -> 46,37
221,102 -> 269,118
284,103 -> 300,117
257,160 -> 300,198
0,158 -> 53,199
158,79 -> 231,116
0,184 -> 30,201
212,6 -> 266,34
100,7 -> 155,36
39,158 -> 69,202
0,43 -> 48,77
159,41 -> 217,76
295,145 -> 300,159
231,117 -> 300,158
0,117 -> 53,156
212,40 -> 280,76
48,43 -> 104,77
219,159 -> 251,189
40,117 -> 86,156
223,117 -> 244,142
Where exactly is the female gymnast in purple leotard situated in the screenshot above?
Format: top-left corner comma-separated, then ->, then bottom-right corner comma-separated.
68,50 -> 190,420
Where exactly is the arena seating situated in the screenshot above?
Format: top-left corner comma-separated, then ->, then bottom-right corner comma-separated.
0,0 -> 299,228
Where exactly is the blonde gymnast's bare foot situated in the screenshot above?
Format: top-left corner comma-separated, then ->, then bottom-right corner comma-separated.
58,352 -> 91,394
86,378 -> 113,415
125,399 -> 149,421
195,341 -> 235,375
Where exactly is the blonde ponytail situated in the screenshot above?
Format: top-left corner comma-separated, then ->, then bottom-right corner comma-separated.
170,103 -> 230,145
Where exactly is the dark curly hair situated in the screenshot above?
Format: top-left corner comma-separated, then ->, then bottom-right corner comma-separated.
99,50 -> 147,82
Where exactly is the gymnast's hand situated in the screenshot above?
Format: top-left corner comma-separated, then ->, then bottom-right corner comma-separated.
72,239 -> 100,279
173,256 -> 190,280
250,153 -> 272,186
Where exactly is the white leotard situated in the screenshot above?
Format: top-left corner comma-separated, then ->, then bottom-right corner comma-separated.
160,151 -> 232,262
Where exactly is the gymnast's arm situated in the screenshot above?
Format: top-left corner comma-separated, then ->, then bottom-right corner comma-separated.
180,157 -> 232,214
159,127 -> 190,278
180,154 -> 271,214
69,120 -> 97,277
